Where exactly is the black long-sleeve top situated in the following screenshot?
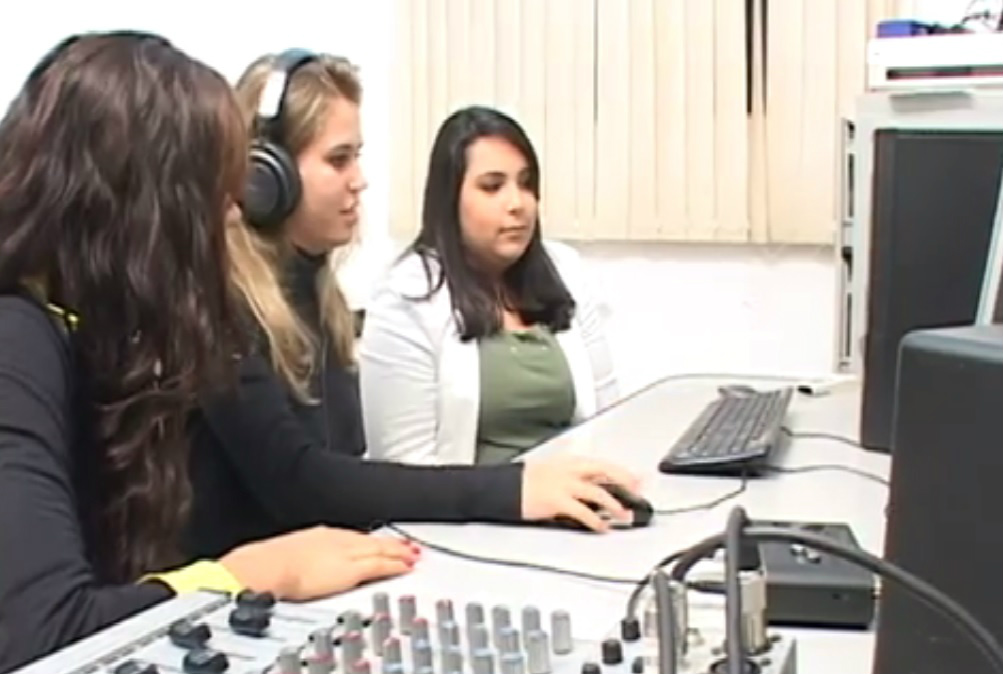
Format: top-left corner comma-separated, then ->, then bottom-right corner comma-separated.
0,252 -> 523,672
0,293 -> 173,673
184,250 -> 523,557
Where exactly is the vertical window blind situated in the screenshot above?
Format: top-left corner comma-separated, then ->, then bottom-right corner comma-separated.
390,0 -> 913,245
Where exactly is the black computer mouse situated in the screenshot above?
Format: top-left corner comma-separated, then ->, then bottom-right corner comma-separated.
549,482 -> 654,530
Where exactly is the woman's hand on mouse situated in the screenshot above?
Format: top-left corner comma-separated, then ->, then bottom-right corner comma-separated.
519,455 -> 642,532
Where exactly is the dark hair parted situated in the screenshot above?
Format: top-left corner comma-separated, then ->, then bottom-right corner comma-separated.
408,105 -> 575,341
0,31 -> 248,581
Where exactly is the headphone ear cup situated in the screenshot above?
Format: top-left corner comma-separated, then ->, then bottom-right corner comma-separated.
243,141 -> 302,231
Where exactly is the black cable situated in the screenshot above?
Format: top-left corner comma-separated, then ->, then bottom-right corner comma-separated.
781,427 -> 860,449
762,463 -> 888,486
654,474 -> 748,515
724,507 -> 746,674
625,552 -> 685,620
653,459 -> 884,520
390,418 -> 887,622
384,523 -> 641,586
777,427 -> 889,485
668,524 -> 1003,674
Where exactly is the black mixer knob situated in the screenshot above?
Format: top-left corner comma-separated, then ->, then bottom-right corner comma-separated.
601,638 -> 624,665
620,617 -> 641,642
183,648 -> 229,674
113,661 -> 159,674
235,589 -> 276,611
168,619 -> 211,649
229,606 -> 271,637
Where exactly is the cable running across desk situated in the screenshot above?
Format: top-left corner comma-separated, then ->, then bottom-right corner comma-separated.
383,523 -> 642,586
388,454 -> 886,588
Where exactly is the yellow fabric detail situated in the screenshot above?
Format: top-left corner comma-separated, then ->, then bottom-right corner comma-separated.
142,560 -> 244,595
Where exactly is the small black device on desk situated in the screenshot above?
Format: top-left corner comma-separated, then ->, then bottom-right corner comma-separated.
753,520 -> 876,629
658,385 -> 793,476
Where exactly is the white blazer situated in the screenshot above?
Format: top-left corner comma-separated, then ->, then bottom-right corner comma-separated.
358,240 -> 619,465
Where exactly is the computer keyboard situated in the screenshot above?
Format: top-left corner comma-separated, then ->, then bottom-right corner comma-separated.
658,385 -> 794,476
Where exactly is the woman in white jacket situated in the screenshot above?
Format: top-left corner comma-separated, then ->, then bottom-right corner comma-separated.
360,106 -> 619,465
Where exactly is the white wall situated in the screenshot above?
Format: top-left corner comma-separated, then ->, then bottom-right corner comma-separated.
0,0 -> 968,394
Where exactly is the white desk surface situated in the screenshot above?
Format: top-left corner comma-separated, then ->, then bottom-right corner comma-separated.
322,375 -> 891,674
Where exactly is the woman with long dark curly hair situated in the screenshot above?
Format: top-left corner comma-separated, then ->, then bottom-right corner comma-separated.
0,31 -> 416,673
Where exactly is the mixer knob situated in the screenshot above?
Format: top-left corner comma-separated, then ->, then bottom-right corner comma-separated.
525,630 -> 552,674
441,645 -> 464,674
169,619 -> 211,649
382,636 -> 404,674
498,626 -> 521,654
306,656 -> 334,674
601,638 -> 624,665
550,611 -> 574,655
399,595 -> 417,634
112,661 -> 159,674
308,627 -> 335,666
468,623 -> 490,655
436,598 -> 455,625
372,592 -> 391,619
228,606 -> 270,638
500,652 -> 525,674
439,619 -> 460,648
620,617 -> 641,642
412,617 -> 430,643
341,630 -> 364,668
234,590 -> 275,611
274,645 -> 301,674
581,663 -> 600,674
371,613 -> 392,655
182,648 -> 228,674
472,649 -> 495,674
492,606 -> 511,647
466,601 -> 486,627
341,610 -> 365,634
521,606 -> 542,635
412,639 -> 434,671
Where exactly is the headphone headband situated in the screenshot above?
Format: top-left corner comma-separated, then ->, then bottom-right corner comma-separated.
255,48 -> 318,142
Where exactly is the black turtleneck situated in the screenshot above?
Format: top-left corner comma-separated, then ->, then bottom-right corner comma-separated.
184,250 -> 525,560
278,248 -> 366,459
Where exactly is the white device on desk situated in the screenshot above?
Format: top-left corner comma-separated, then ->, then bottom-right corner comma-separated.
867,34 -> 1003,91
8,585 -> 798,674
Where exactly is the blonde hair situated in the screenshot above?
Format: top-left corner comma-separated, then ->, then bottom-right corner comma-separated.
229,53 -> 361,401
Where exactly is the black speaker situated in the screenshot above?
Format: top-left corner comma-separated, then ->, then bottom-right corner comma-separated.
860,129 -> 1003,452
873,324 -> 1003,674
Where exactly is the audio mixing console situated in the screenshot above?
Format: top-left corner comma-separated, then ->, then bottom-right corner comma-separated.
11,588 -> 796,674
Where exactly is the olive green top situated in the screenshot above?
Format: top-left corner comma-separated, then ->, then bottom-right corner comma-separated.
475,326 -> 576,464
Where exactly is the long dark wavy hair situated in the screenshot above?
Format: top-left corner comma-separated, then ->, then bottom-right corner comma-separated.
0,31 -> 248,581
408,105 -> 575,341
